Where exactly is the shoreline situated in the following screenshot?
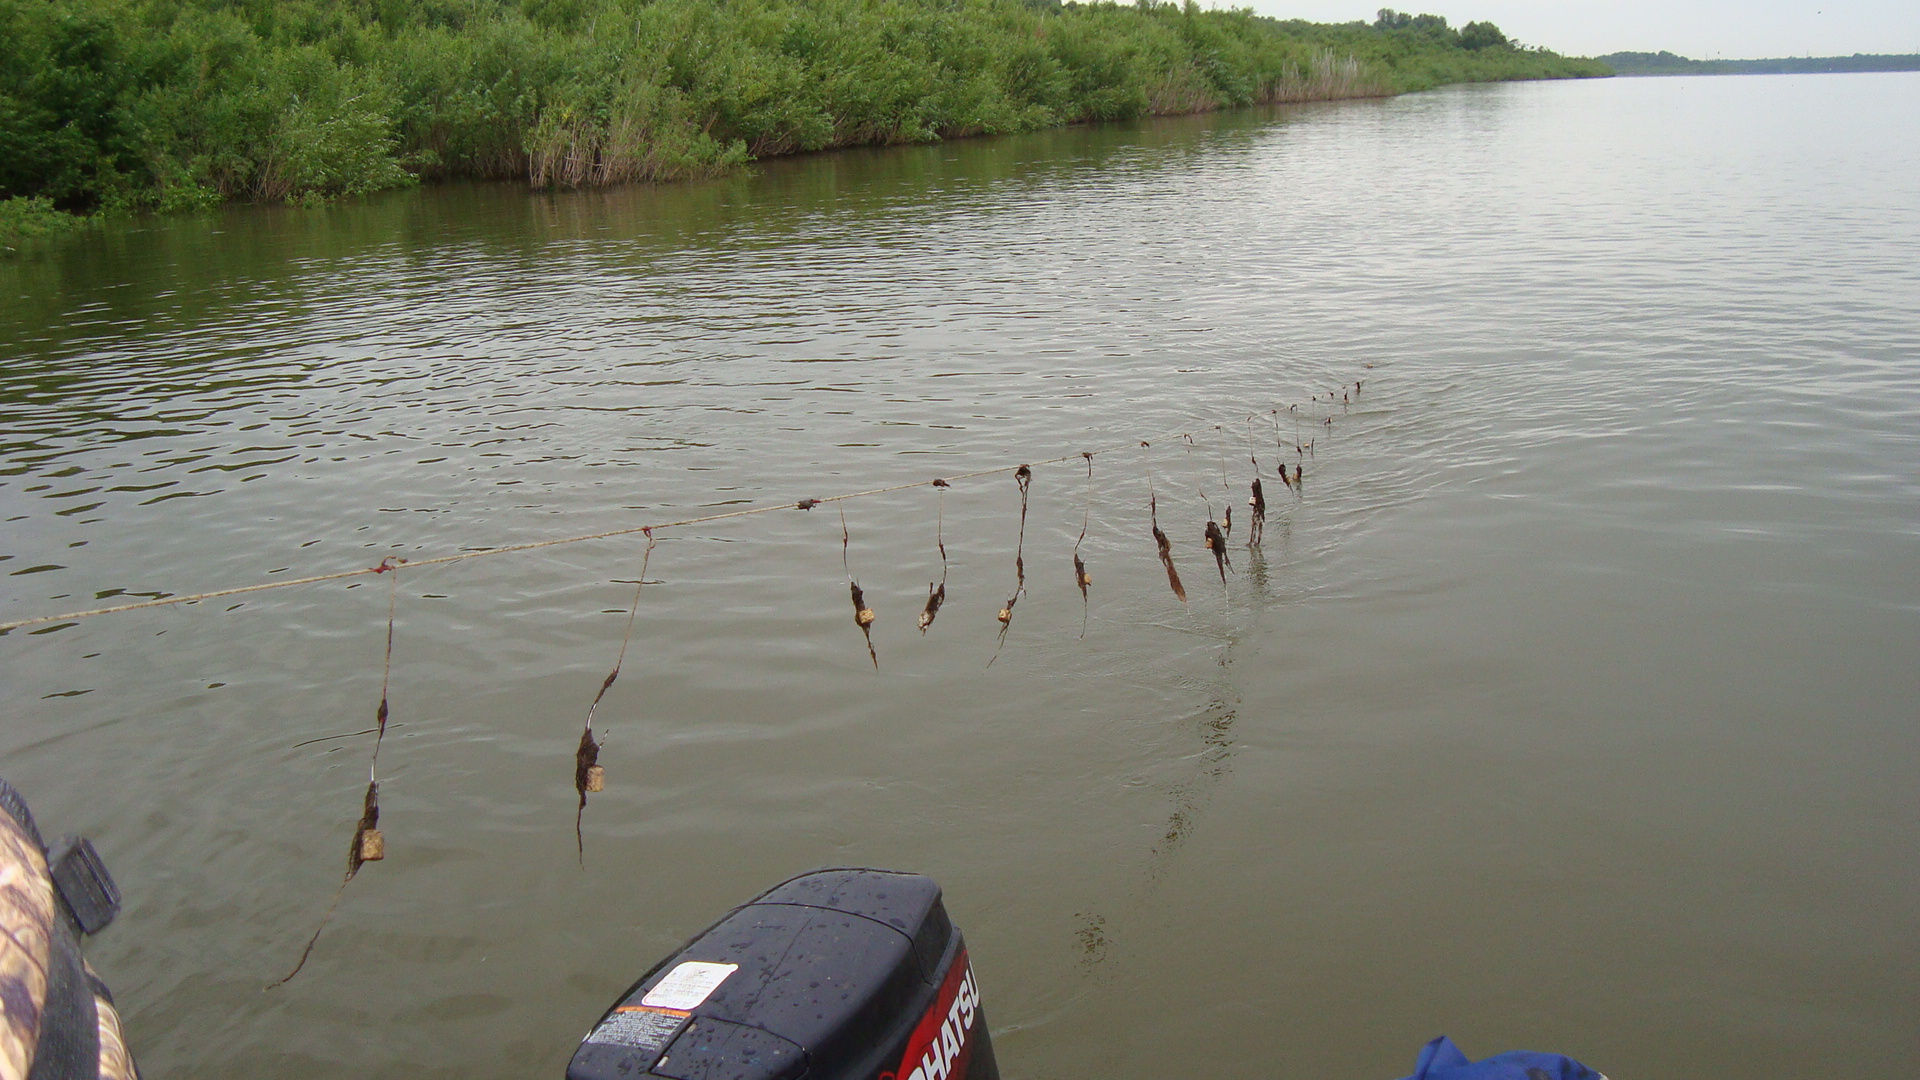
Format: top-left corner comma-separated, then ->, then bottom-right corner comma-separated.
3,65 -> 1607,255
2,0 -> 1608,244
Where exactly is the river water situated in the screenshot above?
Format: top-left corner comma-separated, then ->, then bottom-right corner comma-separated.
3,72 -> 1916,1077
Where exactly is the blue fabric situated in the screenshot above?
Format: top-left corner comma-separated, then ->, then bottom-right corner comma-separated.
1397,1036 -> 1604,1080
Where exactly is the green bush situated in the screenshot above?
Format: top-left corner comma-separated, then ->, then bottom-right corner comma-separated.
0,194 -> 83,248
1,0 -> 1608,215
0,0 -> 140,209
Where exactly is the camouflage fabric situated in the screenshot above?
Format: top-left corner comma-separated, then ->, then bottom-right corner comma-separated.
86,963 -> 135,1080
1,785 -> 140,1080
0,810 -> 55,1080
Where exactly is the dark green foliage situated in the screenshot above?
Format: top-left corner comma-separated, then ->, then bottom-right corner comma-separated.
1,0 -> 1608,218
1372,11 -> 1513,57
1459,21 -> 1508,51
0,195 -> 85,249
0,0 -> 141,209
1374,9 -> 1453,37
1270,12 -> 1608,92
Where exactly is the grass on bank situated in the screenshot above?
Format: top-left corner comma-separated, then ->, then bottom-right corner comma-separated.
0,0 -> 1609,232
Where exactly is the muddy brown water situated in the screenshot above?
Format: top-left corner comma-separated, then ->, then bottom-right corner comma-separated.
3,73 -> 1917,1078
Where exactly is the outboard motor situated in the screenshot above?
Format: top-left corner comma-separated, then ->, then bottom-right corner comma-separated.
0,777 -> 136,1080
568,868 -> 998,1080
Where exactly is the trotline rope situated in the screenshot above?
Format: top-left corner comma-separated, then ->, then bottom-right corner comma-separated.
3,377 -> 1366,984
0,393 -> 1357,635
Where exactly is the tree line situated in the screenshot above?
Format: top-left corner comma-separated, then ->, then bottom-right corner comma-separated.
1,0 -> 1608,241
1371,8 -> 1510,52
1599,50 -> 1920,76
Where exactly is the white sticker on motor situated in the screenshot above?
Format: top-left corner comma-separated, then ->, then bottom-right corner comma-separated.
640,961 -> 738,1010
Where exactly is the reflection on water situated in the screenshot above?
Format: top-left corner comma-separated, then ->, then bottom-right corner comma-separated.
3,74 -> 1918,1079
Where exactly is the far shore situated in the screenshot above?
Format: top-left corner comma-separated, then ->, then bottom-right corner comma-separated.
1598,51 -> 1920,76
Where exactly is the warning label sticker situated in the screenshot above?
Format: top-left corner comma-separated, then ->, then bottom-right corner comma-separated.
585,1006 -> 690,1055
640,961 -> 738,1010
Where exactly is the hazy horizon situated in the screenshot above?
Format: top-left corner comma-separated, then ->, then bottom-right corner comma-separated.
1235,1 -> 1920,62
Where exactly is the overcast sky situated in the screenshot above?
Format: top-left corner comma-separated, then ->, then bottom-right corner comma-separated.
1239,1 -> 1920,59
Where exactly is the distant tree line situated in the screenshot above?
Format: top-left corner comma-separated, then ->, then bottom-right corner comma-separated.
0,0 -> 1608,242
1600,51 -> 1920,76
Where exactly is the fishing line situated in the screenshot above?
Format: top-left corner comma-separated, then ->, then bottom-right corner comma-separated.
265,780 -> 379,990
1244,417 -> 1267,549
269,563 -> 401,989
1214,425 -> 1233,496
290,728 -> 381,750
1073,453 -> 1093,638
842,507 -> 878,669
986,465 -> 1032,669
246,375 -> 1386,985
1143,442 -> 1187,604
1183,435 -> 1230,590
1213,424 -> 1235,543
2,388 -> 1373,636
918,479 -> 950,634
370,560 -> 400,769
1180,433 -> 1214,521
575,527 -> 655,861
1268,411 -> 1301,493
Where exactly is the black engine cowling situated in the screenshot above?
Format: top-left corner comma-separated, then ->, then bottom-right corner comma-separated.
568,868 -> 999,1080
